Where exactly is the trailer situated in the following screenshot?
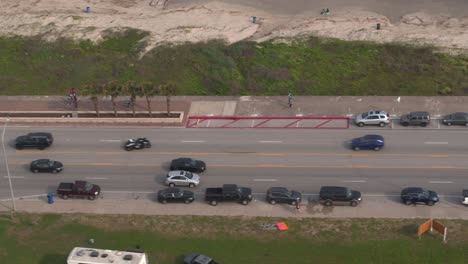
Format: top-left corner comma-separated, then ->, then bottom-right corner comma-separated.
67,247 -> 149,264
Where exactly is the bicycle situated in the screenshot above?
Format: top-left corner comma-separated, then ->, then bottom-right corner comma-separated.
65,94 -> 73,105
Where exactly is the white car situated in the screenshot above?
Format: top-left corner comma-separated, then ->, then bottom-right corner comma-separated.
463,190 -> 468,205
165,170 -> 200,188
355,110 -> 390,127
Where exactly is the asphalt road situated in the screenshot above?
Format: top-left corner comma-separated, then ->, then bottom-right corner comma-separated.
1,126 -> 468,200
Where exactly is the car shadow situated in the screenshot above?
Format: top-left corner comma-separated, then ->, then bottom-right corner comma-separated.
147,192 -> 158,202
154,173 -> 167,187
342,140 -> 352,150
441,192 -> 463,207
384,193 -> 403,205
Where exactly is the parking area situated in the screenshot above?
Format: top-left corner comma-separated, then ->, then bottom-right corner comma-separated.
350,117 -> 468,130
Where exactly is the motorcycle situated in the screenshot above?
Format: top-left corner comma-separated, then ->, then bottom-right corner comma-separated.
125,138 -> 151,151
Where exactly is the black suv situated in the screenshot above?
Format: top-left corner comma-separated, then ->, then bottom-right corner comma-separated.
400,112 -> 430,127
15,132 -> 53,150
319,186 -> 362,207
170,158 -> 206,173
401,187 -> 439,206
266,187 -> 302,205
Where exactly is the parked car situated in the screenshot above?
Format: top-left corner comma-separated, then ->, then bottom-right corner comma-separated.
266,187 -> 302,205
124,137 -> 151,151
442,112 -> 468,126
400,112 -> 430,127
157,188 -> 195,204
165,170 -> 200,188
15,132 -> 53,150
462,190 -> 468,205
355,110 -> 390,127
170,158 -> 206,173
401,187 -> 439,206
57,181 -> 101,200
205,184 -> 252,206
30,159 -> 63,173
184,253 -> 218,264
462,189 -> 468,205
319,186 -> 362,207
351,135 -> 384,151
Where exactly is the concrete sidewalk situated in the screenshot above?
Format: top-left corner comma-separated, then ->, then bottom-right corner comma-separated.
2,96 -> 468,120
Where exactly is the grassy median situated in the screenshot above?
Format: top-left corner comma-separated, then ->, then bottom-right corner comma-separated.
0,213 -> 467,263
0,30 -> 467,96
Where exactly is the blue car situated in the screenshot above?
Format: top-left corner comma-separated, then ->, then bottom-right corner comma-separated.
351,135 -> 384,151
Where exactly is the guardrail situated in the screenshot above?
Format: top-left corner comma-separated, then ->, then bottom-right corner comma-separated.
186,116 -> 350,129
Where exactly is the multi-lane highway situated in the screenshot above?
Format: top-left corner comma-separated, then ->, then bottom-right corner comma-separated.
1,126 -> 468,201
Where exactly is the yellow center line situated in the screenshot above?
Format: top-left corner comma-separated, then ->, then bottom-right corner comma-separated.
11,162 -> 468,170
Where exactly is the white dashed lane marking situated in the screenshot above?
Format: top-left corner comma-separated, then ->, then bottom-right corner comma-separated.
343,180 -> 366,183
253,179 -> 277,182
429,181 -> 453,184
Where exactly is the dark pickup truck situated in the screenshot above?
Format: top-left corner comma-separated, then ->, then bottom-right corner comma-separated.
205,184 -> 253,206
57,181 -> 101,200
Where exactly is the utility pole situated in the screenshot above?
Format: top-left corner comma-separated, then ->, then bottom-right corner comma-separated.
2,118 -> 16,214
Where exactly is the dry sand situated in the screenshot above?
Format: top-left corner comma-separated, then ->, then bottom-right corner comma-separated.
0,0 -> 467,54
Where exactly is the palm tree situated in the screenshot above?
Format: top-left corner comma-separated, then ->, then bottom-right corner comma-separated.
83,83 -> 105,117
124,81 -> 141,117
141,82 -> 160,117
106,80 -> 123,117
159,82 -> 177,116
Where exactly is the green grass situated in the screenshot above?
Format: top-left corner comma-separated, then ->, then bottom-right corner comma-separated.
0,213 -> 468,263
0,31 -> 467,96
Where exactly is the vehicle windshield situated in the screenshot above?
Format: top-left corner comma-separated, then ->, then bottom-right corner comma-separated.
186,172 -> 193,179
362,112 -> 369,118
422,190 -> 429,196
48,161 -> 55,166
84,182 -> 93,191
346,190 -> 352,198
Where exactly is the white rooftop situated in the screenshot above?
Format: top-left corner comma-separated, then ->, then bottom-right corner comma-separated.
67,247 -> 149,264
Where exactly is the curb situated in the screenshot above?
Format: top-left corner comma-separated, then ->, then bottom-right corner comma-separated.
0,111 -> 184,125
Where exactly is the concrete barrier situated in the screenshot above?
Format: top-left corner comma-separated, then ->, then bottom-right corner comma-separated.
0,111 -> 184,125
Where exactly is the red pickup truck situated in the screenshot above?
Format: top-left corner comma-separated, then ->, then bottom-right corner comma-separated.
57,181 -> 101,200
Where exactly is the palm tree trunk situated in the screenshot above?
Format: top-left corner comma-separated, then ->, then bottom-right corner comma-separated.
111,96 -> 117,117
166,95 -> 171,116
131,95 -> 136,117
146,96 -> 152,118
92,97 -> 100,118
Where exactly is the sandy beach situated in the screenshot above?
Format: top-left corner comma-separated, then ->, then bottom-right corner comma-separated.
0,0 -> 467,53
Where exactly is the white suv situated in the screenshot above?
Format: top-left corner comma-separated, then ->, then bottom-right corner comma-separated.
355,110 -> 390,127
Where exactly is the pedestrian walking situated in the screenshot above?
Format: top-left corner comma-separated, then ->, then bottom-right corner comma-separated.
288,93 -> 293,108
71,88 -> 78,108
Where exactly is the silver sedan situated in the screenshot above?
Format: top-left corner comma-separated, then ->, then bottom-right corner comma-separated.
165,170 -> 200,188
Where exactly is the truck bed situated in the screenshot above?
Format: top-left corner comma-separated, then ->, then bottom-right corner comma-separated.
57,182 -> 73,191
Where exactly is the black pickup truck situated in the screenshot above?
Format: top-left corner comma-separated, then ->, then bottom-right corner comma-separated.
57,181 -> 101,200
205,184 -> 253,206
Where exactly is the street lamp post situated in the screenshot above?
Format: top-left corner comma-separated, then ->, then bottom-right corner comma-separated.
2,118 -> 16,212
